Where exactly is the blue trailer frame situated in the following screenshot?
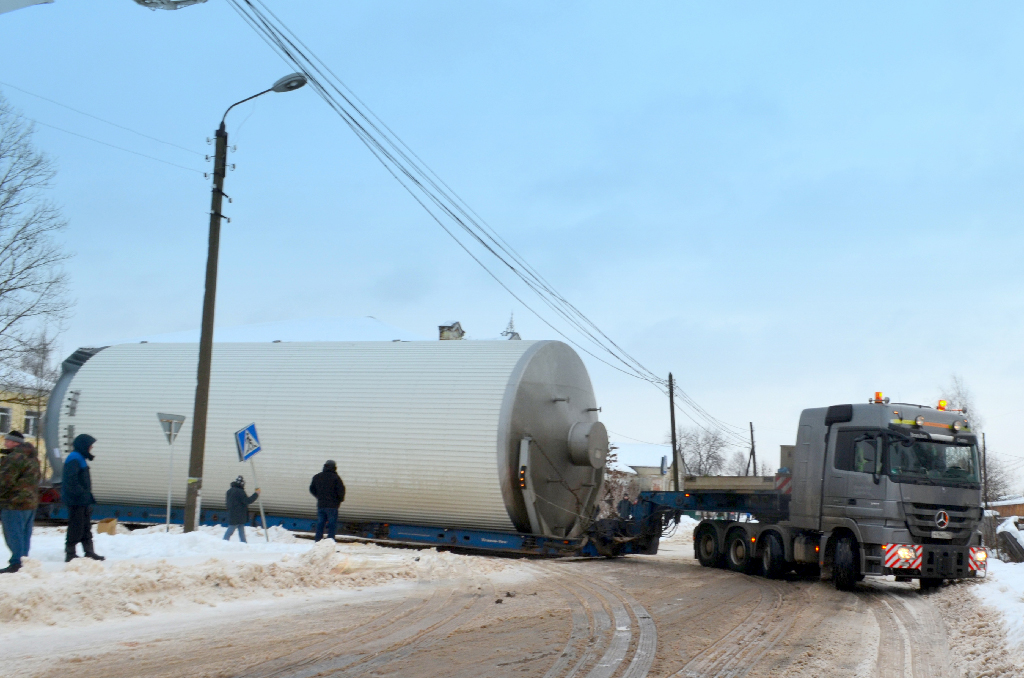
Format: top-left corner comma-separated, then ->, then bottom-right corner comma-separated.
40,488 -> 789,558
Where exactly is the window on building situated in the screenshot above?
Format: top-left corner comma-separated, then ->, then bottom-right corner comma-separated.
0,408 -> 10,433
24,411 -> 40,438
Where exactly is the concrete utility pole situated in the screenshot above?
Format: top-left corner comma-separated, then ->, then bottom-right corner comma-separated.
746,422 -> 757,476
183,73 -> 307,532
183,122 -> 227,533
669,373 -> 680,491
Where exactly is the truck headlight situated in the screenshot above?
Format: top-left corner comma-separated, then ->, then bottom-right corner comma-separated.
897,546 -> 915,560
975,550 -> 987,562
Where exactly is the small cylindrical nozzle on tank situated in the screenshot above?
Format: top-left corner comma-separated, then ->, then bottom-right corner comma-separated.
567,421 -> 608,468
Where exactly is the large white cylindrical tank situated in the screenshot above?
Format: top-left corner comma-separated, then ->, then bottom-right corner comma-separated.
45,341 -> 607,536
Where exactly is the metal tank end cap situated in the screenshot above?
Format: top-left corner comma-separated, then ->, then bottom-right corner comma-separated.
568,421 -> 609,469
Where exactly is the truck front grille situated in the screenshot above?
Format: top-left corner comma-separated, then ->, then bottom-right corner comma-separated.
902,502 -> 980,546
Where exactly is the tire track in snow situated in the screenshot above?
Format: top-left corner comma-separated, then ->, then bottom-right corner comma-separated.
242,560 -> 485,678
534,563 -> 658,678
868,594 -> 907,678
885,591 -> 953,678
673,575 -> 797,678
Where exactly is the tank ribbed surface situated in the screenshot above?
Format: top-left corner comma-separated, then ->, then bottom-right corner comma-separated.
58,341 -> 561,531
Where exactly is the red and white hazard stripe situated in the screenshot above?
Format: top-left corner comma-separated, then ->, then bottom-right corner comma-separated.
774,474 -> 792,494
884,543 -> 922,569
968,546 -> 987,572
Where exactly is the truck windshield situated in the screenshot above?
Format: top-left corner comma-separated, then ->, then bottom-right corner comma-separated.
887,438 -> 980,486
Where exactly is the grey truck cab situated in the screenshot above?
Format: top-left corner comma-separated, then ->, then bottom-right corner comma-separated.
692,396 -> 987,590
790,399 -> 986,588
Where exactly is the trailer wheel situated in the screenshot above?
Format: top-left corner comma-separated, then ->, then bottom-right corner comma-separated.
833,535 -> 859,591
725,529 -> 755,574
696,526 -> 724,568
761,532 -> 786,579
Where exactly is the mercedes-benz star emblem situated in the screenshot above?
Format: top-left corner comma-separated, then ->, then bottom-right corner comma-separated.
935,510 -> 950,529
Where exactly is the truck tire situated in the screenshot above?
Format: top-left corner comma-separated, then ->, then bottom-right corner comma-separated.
726,529 -> 755,574
761,532 -> 786,579
833,535 -> 859,591
696,525 -> 724,568
919,577 -> 943,590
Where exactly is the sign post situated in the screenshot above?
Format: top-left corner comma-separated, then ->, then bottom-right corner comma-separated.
157,413 -> 186,533
235,423 -> 269,543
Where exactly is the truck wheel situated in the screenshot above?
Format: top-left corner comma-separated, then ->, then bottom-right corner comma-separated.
833,535 -> 859,591
919,577 -> 942,590
761,532 -> 786,579
726,529 -> 755,574
696,526 -> 724,568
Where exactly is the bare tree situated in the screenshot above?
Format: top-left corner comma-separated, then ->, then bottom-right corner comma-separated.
673,427 -> 728,476
936,375 -> 1022,503
982,451 -> 1015,501
0,93 -> 71,369
724,450 -> 747,476
596,444 -> 638,519
938,374 -> 982,428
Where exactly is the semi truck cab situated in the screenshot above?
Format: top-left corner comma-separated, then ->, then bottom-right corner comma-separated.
689,396 -> 987,590
793,398 -> 986,588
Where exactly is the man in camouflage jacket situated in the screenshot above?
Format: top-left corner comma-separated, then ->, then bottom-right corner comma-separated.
0,430 -> 41,573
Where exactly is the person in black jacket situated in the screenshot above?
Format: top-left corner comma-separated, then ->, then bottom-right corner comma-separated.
63,434 -> 104,562
309,460 -> 345,542
224,476 -> 260,543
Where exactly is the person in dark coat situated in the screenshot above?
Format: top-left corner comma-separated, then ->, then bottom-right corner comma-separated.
309,460 -> 345,542
62,433 -> 104,562
224,476 -> 259,543
0,431 -> 41,573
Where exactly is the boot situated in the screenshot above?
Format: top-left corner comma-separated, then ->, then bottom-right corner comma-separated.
65,552 -> 78,563
0,563 -> 21,574
85,552 -> 105,561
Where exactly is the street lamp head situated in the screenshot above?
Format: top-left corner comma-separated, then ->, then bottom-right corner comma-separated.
271,73 -> 308,93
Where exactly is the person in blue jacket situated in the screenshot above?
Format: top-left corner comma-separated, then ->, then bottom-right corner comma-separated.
63,434 -> 104,562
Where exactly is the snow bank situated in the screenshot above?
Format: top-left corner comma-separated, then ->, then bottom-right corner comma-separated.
936,557 -> 1024,676
972,559 -> 1024,656
996,516 -> 1024,550
0,525 -> 506,626
935,577 -> 1024,678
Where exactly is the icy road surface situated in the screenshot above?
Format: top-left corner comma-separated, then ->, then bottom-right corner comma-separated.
0,523 -> 1022,677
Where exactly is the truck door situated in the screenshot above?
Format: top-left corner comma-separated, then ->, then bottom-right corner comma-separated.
832,429 -> 886,521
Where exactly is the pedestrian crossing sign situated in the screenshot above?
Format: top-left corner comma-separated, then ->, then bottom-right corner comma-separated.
235,423 -> 262,461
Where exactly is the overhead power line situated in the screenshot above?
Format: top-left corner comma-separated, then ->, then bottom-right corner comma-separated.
26,117 -> 204,174
0,80 -> 204,157
607,429 -> 670,447
227,0 -> 749,448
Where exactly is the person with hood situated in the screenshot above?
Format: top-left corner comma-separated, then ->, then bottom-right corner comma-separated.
63,433 -> 104,562
309,460 -> 345,542
224,476 -> 259,542
0,431 -> 41,573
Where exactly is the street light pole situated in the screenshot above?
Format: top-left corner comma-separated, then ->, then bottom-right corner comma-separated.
183,73 -> 307,532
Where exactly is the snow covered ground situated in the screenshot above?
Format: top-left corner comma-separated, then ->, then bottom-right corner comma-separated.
0,524 -> 509,626
971,559 -> 1024,655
